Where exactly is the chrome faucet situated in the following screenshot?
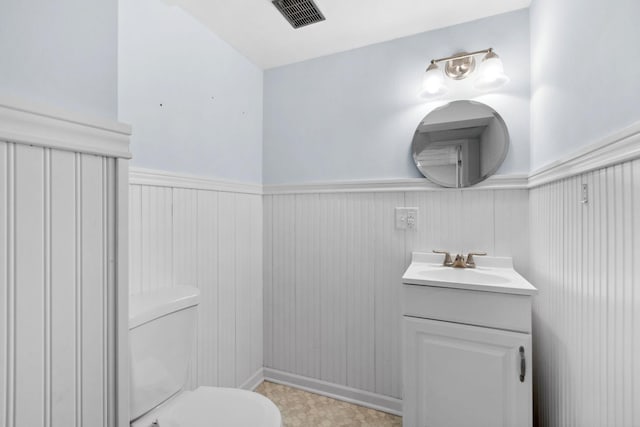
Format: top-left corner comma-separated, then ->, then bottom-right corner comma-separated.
433,250 -> 486,268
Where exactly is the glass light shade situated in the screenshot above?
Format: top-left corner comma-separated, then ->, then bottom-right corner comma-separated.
474,52 -> 510,91
421,63 -> 448,98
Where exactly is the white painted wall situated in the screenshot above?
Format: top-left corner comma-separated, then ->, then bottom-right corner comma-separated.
263,9 -> 530,184
530,160 -> 640,427
263,187 -> 529,402
118,0 -> 263,183
128,174 -> 263,390
530,0 -> 640,170
0,0 -> 118,120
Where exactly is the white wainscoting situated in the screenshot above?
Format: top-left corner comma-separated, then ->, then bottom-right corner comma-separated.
128,169 -> 263,391
0,99 -> 130,427
263,187 -> 530,411
530,159 -> 640,427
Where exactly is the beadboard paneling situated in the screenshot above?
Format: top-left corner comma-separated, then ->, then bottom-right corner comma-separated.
50,150 -> 77,427
1,141 -> 117,427
0,143 -> 6,427
372,192 -> 405,399
195,190 -> 218,387
128,181 -> 263,390
530,160 -> 640,427
217,191 -> 237,387
263,188 -> 529,401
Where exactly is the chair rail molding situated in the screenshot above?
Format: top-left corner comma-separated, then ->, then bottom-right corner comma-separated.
129,167 -> 263,195
529,120 -> 640,188
0,96 -> 131,158
263,174 -> 529,195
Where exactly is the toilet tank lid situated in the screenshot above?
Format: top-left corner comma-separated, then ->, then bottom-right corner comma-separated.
129,286 -> 200,329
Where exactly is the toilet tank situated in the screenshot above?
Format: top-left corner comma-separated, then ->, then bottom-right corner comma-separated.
129,286 -> 200,421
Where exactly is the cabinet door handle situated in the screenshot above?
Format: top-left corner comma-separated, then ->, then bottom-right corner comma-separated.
519,346 -> 526,382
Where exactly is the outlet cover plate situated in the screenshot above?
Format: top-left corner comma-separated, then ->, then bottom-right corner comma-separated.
395,207 -> 418,230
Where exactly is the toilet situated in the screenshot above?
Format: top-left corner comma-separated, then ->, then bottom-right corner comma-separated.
129,286 -> 282,427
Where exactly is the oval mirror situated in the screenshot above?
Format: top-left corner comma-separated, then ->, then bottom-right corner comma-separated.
411,100 -> 509,188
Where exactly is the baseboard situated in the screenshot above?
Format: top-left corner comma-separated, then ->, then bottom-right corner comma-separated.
239,368 -> 265,391
263,368 -> 402,416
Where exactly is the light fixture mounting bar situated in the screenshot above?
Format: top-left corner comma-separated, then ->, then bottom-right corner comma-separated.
420,46 -> 509,96
431,48 -> 493,65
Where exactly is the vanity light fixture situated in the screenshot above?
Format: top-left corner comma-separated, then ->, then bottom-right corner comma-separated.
421,61 -> 449,98
421,48 -> 510,99
474,49 -> 510,91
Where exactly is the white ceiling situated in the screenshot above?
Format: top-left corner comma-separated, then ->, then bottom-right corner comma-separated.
168,0 -> 531,69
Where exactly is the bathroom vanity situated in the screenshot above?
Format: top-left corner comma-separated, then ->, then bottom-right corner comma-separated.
401,252 -> 537,427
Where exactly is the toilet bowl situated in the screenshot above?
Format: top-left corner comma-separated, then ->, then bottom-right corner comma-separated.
129,287 -> 281,427
130,387 -> 281,427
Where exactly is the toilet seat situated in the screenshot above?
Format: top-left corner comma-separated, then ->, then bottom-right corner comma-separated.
131,386 -> 282,427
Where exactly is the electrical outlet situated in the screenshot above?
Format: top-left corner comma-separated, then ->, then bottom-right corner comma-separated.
395,207 -> 419,230
406,208 -> 418,230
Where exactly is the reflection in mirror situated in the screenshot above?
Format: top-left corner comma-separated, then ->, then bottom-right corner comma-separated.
411,100 -> 509,188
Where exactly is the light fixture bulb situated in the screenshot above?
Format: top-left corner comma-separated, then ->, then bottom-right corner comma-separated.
421,62 -> 448,99
474,50 -> 510,91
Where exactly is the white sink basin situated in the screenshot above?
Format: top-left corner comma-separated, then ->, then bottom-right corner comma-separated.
403,253 -> 537,295
416,268 -> 511,285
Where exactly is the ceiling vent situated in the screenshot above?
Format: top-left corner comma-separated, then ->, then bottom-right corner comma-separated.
272,0 -> 326,29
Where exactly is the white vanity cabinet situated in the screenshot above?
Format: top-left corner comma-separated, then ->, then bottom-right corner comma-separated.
401,253 -> 537,427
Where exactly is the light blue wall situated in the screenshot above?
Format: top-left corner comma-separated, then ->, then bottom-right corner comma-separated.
119,0 -> 263,183
264,9 -> 530,184
530,0 -> 640,170
0,0 -> 118,119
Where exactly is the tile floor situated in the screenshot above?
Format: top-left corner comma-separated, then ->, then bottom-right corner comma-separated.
255,381 -> 402,427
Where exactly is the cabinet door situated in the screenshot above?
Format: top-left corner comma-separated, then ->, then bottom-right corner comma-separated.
403,317 -> 532,427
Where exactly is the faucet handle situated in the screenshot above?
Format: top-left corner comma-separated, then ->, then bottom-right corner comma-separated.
465,252 -> 487,268
433,250 -> 453,266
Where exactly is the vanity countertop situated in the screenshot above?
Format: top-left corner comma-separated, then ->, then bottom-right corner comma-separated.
402,252 -> 538,296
